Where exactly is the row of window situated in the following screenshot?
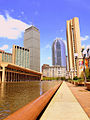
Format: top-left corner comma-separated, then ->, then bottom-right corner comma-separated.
2,53 -> 12,63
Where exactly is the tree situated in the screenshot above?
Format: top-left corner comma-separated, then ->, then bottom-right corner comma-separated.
80,71 -> 84,79
85,68 -> 90,79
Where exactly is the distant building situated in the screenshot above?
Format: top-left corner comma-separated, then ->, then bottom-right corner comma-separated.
42,64 -> 49,72
0,50 -> 12,63
42,65 -> 66,78
52,38 -> 66,67
66,17 -> 82,79
12,45 -> 30,69
24,25 -> 40,72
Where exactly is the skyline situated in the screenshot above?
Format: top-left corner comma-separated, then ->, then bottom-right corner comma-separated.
0,0 -> 90,70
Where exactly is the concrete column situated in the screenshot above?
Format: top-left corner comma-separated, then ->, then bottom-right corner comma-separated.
9,72 -> 10,82
14,73 -> 15,81
18,73 -> 20,81
0,72 -> 2,83
2,67 -> 5,82
10,72 -> 11,82
5,71 -> 7,82
19,74 -> 21,81
8,72 -> 10,82
16,73 -> 17,81
15,73 -> 16,81
11,72 -> 12,82
16,73 -> 18,81
12,72 -> 14,81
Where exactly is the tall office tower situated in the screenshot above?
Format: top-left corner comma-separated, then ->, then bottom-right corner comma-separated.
66,17 -> 82,79
24,25 -> 40,72
12,45 -> 30,69
52,38 -> 66,67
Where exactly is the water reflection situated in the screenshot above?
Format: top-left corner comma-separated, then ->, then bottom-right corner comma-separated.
0,80 -> 60,119
0,83 -> 6,99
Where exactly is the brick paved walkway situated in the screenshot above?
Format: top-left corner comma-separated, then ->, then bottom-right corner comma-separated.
67,82 -> 90,118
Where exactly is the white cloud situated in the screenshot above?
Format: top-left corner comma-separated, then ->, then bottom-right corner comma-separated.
80,35 -> 89,41
0,45 -> 8,50
86,45 -> 90,49
60,29 -> 64,33
45,44 -> 51,49
10,48 -> 12,52
11,9 -> 14,12
21,11 -> 24,15
47,57 -> 51,60
0,12 -> 30,39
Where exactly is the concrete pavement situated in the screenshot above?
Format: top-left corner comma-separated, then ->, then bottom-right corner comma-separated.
40,81 -> 89,120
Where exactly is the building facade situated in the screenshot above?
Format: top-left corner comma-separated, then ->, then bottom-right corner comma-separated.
0,50 -> 12,63
43,65 -> 66,78
24,25 -> 40,72
0,62 -> 42,83
52,38 -> 66,67
0,46 -> 42,83
66,17 -> 82,79
42,64 -> 49,72
12,45 -> 30,69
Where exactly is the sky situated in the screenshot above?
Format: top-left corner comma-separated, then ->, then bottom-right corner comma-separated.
0,0 -> 90,70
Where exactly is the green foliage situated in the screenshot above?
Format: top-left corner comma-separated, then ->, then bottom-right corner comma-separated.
85,68 -> 90,79
42,77 -> 66,81
73,76 -> 78,80
80,71 -> 84,79
61,77 -> 65,80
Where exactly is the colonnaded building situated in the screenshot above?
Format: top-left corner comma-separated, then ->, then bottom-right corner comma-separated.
0,45 -> 42,83
24,25 -> 40,72
66,17 -> 82,79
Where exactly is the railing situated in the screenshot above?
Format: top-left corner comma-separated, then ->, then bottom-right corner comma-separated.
4,81 -> 62,120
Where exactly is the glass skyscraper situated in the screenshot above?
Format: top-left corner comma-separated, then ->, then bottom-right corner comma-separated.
52,38 -> 66,67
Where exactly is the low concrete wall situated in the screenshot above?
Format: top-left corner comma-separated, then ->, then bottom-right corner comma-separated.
4,81 -> 62,120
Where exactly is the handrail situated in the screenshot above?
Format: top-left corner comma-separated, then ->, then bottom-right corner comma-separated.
4,81 -> 62,120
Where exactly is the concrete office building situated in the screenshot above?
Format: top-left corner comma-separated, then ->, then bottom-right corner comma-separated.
42,65 -> 66,78
24,25 -> 40,72
12,45 -> 30,69
66,17 -> 82,79
0,50 -> 12,63
52,38 -> 66,67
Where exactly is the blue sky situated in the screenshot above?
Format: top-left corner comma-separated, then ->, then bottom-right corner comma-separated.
0,0 -> 90,70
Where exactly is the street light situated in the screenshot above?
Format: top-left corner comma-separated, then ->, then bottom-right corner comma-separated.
74,53 -> 78,77
82,50 -> 87,84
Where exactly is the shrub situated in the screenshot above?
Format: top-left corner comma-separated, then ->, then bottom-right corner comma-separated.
61,77 -> 65,80
73,76 -> 78,80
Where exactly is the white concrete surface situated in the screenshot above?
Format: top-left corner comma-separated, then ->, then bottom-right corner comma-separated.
40,81 -> 89,120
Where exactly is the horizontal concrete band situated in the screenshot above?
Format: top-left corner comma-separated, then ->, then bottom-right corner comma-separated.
4,82 -> 62,120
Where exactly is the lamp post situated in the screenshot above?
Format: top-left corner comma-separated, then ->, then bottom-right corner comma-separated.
70,68 -> 74,80
87,47 -> 90,67
74,53 -> 78,77
82,50 -> 87,84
